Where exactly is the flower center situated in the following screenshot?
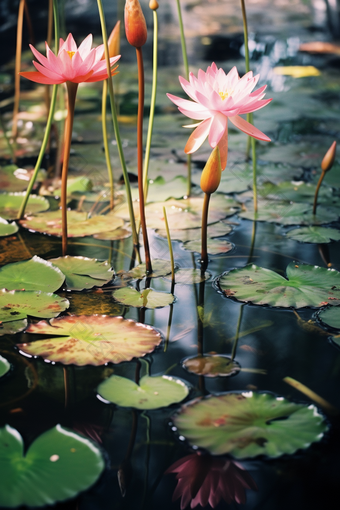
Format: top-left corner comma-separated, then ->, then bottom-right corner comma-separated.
67,51 -> 75,59
219,89 -> 232,100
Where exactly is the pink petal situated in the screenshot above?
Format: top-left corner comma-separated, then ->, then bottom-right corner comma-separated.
179,76 -> 198,102
59,49 -> 74,80
19,71 -> 64,85
208,113 -> 227,148
77,34 -> 93,60
46,45 -> 65,75
32,61 -> 63,81
239,97 -> 272,114
184,118 -> 212,154
217,124 -> 228,170
29,44 -> 50,68
229,115 -> 271,141
63,33 -> 77,52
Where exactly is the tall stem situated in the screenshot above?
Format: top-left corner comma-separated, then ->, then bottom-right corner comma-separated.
101,79 -> 114,209
313,171 -> 325,215
96,0 -> 138,246
61,82 -> 78,256
200,193 -> 211,272
136,47 -> 152,274
12,0 -> 25,142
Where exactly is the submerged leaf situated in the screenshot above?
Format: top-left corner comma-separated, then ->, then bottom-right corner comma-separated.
173,392 -> 328,458
0,290 -> 69,322
0,424 -> 104,508
217,262 -> 340,308
182,239 -> 234,255
112,287 -> 175,308
128,259 -> 172,278
49,256 -> 114,291
182,355 -> 240,377
0,256 -> 65,292
17,315 -> 163,366
97,374 -> 189,409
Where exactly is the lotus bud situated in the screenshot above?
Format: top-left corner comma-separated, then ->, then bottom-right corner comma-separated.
125,0 -> 147,48
321,141 -> 336,173
108,20 -> 121,58
200,147 -> 222,194
149,0 -> 159,10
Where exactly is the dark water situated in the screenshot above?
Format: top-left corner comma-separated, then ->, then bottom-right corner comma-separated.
1,0 -> 340,509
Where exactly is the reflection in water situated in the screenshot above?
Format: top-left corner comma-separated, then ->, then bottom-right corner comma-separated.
166,452 -> 257,508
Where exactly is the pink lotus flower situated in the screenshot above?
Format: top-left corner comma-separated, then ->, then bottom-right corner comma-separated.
166,453 -> 257,509
167,63 -> 272,169
20,33 -> 120,85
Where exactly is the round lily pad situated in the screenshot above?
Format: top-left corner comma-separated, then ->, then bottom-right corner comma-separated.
182,355 -> 240,377
157,221 -> 233,242
17,315 -> 163,366
49,256 -> 114,291
0,256 -> 65,292
318,307 -> 340,330
112,287 -> 175,308
0,319 -> 27,336
286,226 -> 340,243
217,262 -> 340,308
173,392 -> 328,459
0,424 -> 104,508
0,289 -> 69,322
166,269 -> 211,284
0,217 -> 18,237
93,226 -> 131,241
0,354 -> 11,377
19,210 -> 124,237
128,259 -> 172,278
132,176 -> 188,202
0,193 -> 49,220
97,374 -> 189,410
182,239 -> 234,255
0,165 -> 30,192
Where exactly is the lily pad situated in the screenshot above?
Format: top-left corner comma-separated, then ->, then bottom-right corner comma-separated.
93,226 -> 132,241
112,287 -> 175,308
0,290 -> 69,322
286,226 -> 340,243
0,424 -> 104,508
156,221 -> 233,242
49,256 -> 114,291
0,319 -> 27,336
19,210 -> 124,237
0,217 -> 18,237
132,176 -> 188,202
128,259 -> 172,278
0,355 -> 11,377
173,392 -> 328,459
97,374 -> 189,410
166,269 -> 211,284
255,181 -> 334,204
318,307 -> 340,330
40,176 -> 93,197
0,256 -> 65,292
0,193 -> 49,220
182,239 -> 234,255
17,315 -> 163,366
0,165 -> 30,192
182,355 -> 240,377
217,262 -> 340,308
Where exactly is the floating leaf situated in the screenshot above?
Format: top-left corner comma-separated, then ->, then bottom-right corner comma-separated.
40,176 -> 93,197
0,165 -> 29,192
0,217 -> 18,237
0,355 -> 11,377
0,290 -> 69,322
17,315 -> 162,366
173,392 -> 328,459
49,256 -> 114,291
0,193 -> 49,220
20,210 -> 124,237
254,181 -> 334,204
286,226 -> 340,243
0,256 -> 65,292
112,287 -> 175,308
132,176 -> 188,202
97,374 -> 189,410
166,269 -> 211,285
318,307 -> 340,330
182,355 -> 240,377
0,424 -> 104,508
217,262 -> 340,308
156,221 -> 233,242
182,239 -> 234,255
128,259 -> 172,278
0,319 -> 27,336
93,226 -> 131,241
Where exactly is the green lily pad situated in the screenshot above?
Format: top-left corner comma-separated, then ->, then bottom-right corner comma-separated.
19,210 -> 124,237
0,319 -> 27,336
318,307 -> 340,330
255,181 -> 334,204
0,217 -> 18,237
0,355 -> 11,377
0,256 -> 65,292
239,200 -> 339,225
182,239 -> 234,255
173,392 -> 328,459
97,374 -> 189,410
182,355 -> 240,377
0,193 -> 49,220
93,226 -> 132,241
112,287 -> 175,308
17,315 -> 163,366
0,290 -> 69,322
0,165 -> 30,192
128,259 -> 172,279
157,221 -> 233,241
132,176 -> 188,202
286,226 -> 340,243
49,256 -> 114,291
166,269 -> 211,284
0,424 -> 104,508
217,262 -> 340,308
40,176 -> 93,197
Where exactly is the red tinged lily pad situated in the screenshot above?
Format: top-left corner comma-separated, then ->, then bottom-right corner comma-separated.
0,290 -> 69,322
182,355 -> 241,377
17,315 -> 163,366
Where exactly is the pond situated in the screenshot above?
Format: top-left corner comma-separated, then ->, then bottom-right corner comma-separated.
0,0 -> 340,509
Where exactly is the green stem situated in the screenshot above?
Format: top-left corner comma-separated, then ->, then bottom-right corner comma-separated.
101,79 -> 114,209
18,0 -> 60,219
96,0 -> 138,247
240,0 -> 258,213
61,82 -> 78,256
142,10 -> 158,202
162,207 -> 175,283
200,192 -> 211,272
313,170 -> 325,215
231,304 -> 244,360
136,46 -> 152,274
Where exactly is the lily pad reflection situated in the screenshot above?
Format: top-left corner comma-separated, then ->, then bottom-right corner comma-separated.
182,355 -> 240,377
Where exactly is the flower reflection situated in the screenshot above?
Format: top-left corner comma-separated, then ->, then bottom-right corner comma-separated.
166,452 -> 257,508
